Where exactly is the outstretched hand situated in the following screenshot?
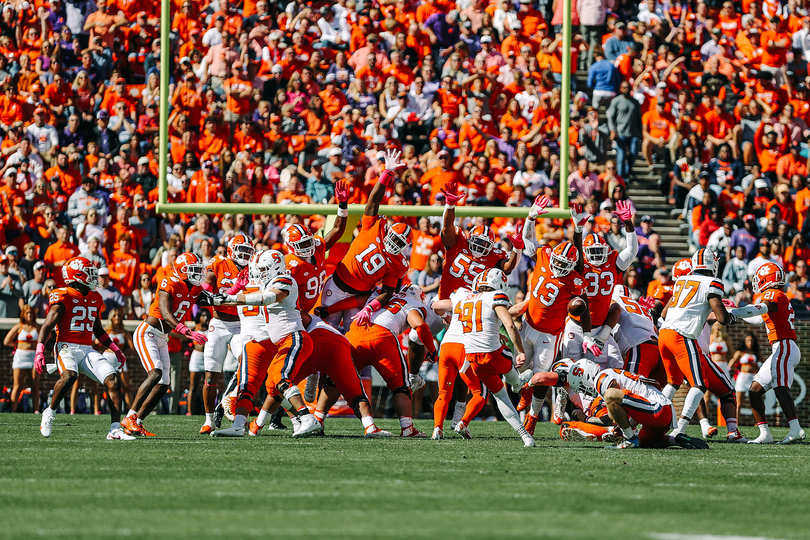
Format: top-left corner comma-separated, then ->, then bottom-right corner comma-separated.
440,180 -> 463,206
528,195 -> 550,220
508,224 -> 525,250
570,203 -> 590,233
384,149 -> 407,172
614,200 -> 634,222
335,180 -> 349,203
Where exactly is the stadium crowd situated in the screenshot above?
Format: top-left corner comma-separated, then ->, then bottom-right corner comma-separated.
1,0 -> 810,423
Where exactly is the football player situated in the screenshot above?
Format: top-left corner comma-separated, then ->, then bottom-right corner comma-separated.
659,249 -> 766,442
432,269 -> 534,447
510,197 -> 593,435
36,257 -> 134,440
345,285 -> 439,437
742,262 -> 806,444
122,253 -> 209,436
211,250 -> 321,438
320,149 -> 410,332
198,234 -> 254,434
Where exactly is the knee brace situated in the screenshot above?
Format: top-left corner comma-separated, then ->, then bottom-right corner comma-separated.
392,386 -> 412,399
351,395 -> 369,409
282,384 -> 301,402
720,393 -> 736,407
277,378 -> 294,394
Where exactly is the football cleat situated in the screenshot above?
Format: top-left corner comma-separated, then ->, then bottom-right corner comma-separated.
364,426 -> 394,438
523,413 -> 538,436
107,427 -> 136,440
552,387 -> 568,425
221,393 -> 235,422
400,426 -> 428,438
726,429 -> 749,443
601,427 -> 623,444
40,407 -> 55,437
560,424 -> 598,442
512,369 -> 533,393
248,420 -> 263,436
293,415 -> 322,438
431,427 -> 444,440
121,416 -> 140,436
409,373 -> 426,393
516,387 -> 533,412
199,424 -> 213,435
606,435 -> 640,449
777,429 -> 806,445
211,425 -> 246,437
213,407 -> 224,429
454,421 -> 473,439
702,425 -> 719,438
138,424 -> 157,437
748,432 -> 774,444
522,434 -> 536,447
674,433 -> 710,449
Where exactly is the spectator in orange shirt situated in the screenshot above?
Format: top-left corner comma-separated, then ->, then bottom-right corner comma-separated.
319,74 -> 349,120
107,233 -> 139,298
642,99 -> 677,170
42,226 -> 80,287
277,177 -> 312,204
776,141 -> 807,184
187,161 -> 224,203
223,61 -> 253,124
0,84 -> 22,132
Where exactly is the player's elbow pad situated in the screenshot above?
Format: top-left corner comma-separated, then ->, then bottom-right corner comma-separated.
731,304 -> 768,319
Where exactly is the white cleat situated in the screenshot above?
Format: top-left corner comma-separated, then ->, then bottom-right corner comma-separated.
409,373 -> 426,393
522,434 -> 536,447
777,429 -> 806,445
40,408 -> 55,437
291,416 -> 302,435
748,433 -> 774,444
364,427 -> 394,438
107,427 -> 136,440
454,421 -> 473,439
552,387 -> 568,425
221,393 -> 236,422
511,369 -> 533,393
726,429 -> 749,443
211,425 -> 246,437
431,427 -> 444,440
293,414 -> 322,438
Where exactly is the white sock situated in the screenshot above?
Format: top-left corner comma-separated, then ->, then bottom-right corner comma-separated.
399,416 -> 413,430
136,417 -> 143,425
676,417 -> 689,432
313,410 -> 326,422
621,427 -> 635,439
452,402 -> 466,425
789,418 -> 802,433
529,396 -> 544,417
492,387 -> 530,437
255,409 -> 270,427
361,415 -> 375,430
699,418 -> 711,430
662,384 -> 677,400
503,367 -> 519,388
111,422 -> 120,430
680,387 -> 704,421
726,417 -> 738,433
232,414 -> 246,429
757,422 -> 770,437
204,412 -> 214,426
126,409 -> 137,418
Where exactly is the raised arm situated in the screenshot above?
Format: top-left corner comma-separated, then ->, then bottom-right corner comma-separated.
614,200 -> 639,271
365,149 -> 406,216
440,180 -> 461,249
324,180 -> 350,251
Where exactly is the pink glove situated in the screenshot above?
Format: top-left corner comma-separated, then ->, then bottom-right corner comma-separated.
570,203 -> 591,233
528,195 -> 550,219
175,322 -> 208,344
109,342 -> 126,369
583,334 -> 602,357
440,180 -> 463,206
351,305 -> 374,326
226,267 -> 250,295
509,224 -> 525,250
638,296 -> 655,311
35,343 -> 46,374
335,180 -> 349,203
614,200 -> 634,222
722,299 -> 737,308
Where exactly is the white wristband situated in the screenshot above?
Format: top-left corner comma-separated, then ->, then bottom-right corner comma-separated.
444,204 -> 455,210
337,207 -> 349,217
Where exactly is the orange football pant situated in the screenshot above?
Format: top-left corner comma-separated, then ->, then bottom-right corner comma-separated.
624,340 -> 667,389
659,329 -> 733,395
465,346 -> 513,394
433,342 -> 488,429
619,389 -> 673,447
347,324 -> 409,391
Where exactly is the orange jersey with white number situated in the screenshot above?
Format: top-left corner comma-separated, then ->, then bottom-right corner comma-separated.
334,215 -> 408,292
754,289 -> 797,343
526,246 -> 584,335
49,287 -> 105,346
580,251 -> 621,327
286,237 -> 327,313
439,228 -> 507,299
147,275 -> 201,323
206,254 -> 242,317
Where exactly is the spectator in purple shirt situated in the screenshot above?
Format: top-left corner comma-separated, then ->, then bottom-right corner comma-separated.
424,10 -> 460,64
729,214 -> 760,261
60,114 -> 86,153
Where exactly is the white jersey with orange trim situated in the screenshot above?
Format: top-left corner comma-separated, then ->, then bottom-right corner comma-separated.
660,274 -> 725,339
237,275 -> 303,344
368,292 -> 428,336
594,368 -> 671,410
611,295 -> 658,357
697,322 -> 712,355
448,289 -> 511,353
561,317 -> 622,369
440,287 -> 471,345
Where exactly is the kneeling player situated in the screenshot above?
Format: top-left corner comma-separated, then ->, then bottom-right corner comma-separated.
36,257 -> 133,440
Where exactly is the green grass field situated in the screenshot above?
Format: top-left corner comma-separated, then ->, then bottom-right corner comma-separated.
0,414 -> 806,540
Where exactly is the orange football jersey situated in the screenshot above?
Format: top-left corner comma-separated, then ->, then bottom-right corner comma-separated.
580,251 -> 622,327
49,287 -> 105,346
286,237 -> 327,313
333,215 -> 408,293
148,274 -> 201,323
755,289 -> 797,343
439,228 -> 507,299
206,255 -> 242,317
526,246 -> 584,335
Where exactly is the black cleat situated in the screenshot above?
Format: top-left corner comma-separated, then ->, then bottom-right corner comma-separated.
675,433 -> 710,450
213,407 -> 224,429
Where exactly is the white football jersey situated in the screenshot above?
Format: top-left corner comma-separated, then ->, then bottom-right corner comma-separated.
441,287 -> 472,345
697,322 -> 712,355
560,318 -> 622,369
611,295 -> 658,357
448,289 -> 510,353
237,275 -> 304,344
660,274 -> 725,339
369,292 -> 428,336
306,313 -> 343,337
594,368 -> 671,411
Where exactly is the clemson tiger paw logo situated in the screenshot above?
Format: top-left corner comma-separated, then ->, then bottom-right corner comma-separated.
573,278 -> 583,287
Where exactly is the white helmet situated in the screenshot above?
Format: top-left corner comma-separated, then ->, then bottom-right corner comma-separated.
472,268 -> 508,293
551,358 -> 574,376
249,249 -> 287,286
403,284 -> 426,304
567,359 -> 601,396
691,248 -> 718,276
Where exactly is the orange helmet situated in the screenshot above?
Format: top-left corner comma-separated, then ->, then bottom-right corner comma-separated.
753,261 -> 785,294
62,256 -> 98,288
672,258 -> 693,278
284,224 -> 315,258
173,252 -> 205,286
384,222 -> 412,255
583,233 -> 610,266
550,241 -> 578,277
227,234 -> 254,267
468,224 -> 496,258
